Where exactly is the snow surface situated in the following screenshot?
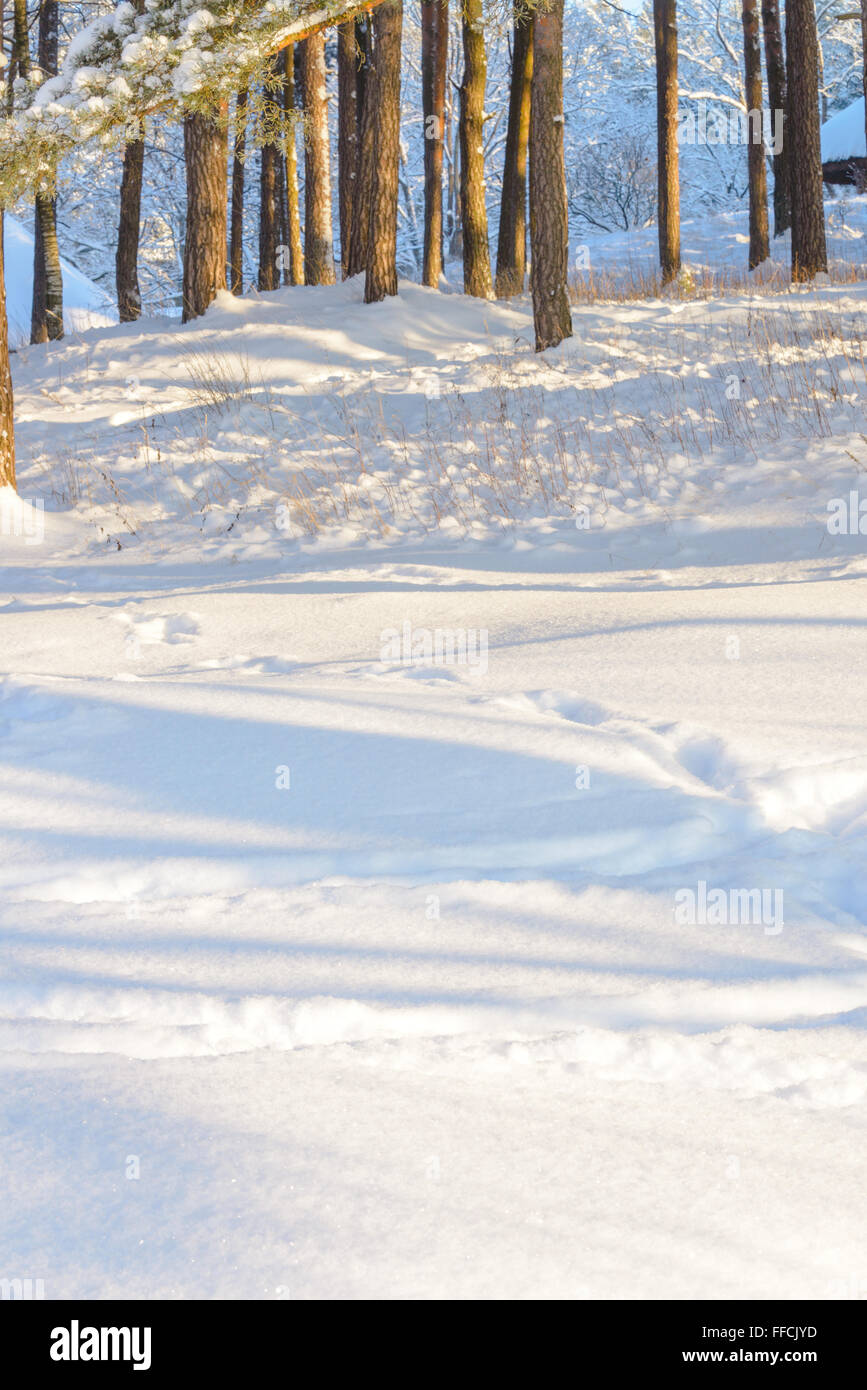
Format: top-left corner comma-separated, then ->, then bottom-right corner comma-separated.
3,247 -> 867,1299
2,214 -> 115,349
821,97 -> 867,164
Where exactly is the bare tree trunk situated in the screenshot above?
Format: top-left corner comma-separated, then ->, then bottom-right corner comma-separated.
365,0 -> 403,303
300,34 -> 336,285
182,110 -> 228,322
495,10 -> 533,298
259,60 -> 283,292
741,0 -> 769,269
761,0 -> 790,235
31,0 -> 63,342
229,90 -> 246,295
653,0 -> 680,285
338,22 -> 359,278
421,0 -> 448,286
0,215 -> 15,491
116,135 -> 145,320
529,0 -> 572,351
459,0 -> 493,297
348,18 -> 375,277
283,47 -> 304,286
786,0 -> 827,281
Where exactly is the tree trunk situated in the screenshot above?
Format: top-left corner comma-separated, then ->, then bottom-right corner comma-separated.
31,0 -> 64,343
283,47 -> 304,286
116,136 -> 145,320
348,18 -> 375,277
529,0 -> 572,351
653,0 -> 680,285
0,216 -> 15,491
495,11 -> 533,298
230,90 -> 246,295
761,0 -> 790,235
182,110 -> 228,322
338,22 -> 359,278
365,0 -> 403,303
862,1 -> 867,190
259,61 -> 283,293
421,0 -> 448,286
459,0 -> 493,298
786,0 -> 827,281
741,0 -> 769,269
300,34 -> 335,285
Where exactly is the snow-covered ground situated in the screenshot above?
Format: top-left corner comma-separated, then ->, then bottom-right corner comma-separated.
2,214 -> 115,348
3,257 -> 867,1299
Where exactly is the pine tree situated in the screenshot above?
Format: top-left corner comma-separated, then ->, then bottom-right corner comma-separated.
421,0 -> 448,287
761,0 -> 790,235
786,0 -> 827,281
0,214 -> 14,491
348,18 -> 375,277
529,0 -> 572,350
495,8 -> 533,298
259,58 -> 283,292
338,22 -> 359,279
282,47 -> 304,286
365,0 -> 403,303
741,0 -> 769,269
182,111 -> 228,322
116,135 -> 145,320
459,0 -> 493,298
300,34 -> 335,285
31,0 -> 64,342
653,0 -> 680,285
229,90 -> 247,296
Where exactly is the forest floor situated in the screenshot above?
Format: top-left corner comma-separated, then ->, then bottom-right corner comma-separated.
2,270 -> 867,1298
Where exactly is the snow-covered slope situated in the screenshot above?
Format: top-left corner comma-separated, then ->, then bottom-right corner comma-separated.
2,275 -> 867,1299
2,213 -> 115,347
821,97 -> 867,163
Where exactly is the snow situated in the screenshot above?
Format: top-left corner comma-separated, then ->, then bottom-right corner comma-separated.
2,213 -> 115,348
821,97 -> 866,164
3,244 -> 867,1299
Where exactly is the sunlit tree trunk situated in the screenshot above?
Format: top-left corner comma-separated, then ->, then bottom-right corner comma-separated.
300,34 -> 335,285
529,0 -> 572,351
348,18 -> 375,277
0,216 -> 15,490
365,0 -> 403,302
229,90 -> 246,295
182,110 -> 228,322
259,59 -> 283,292
283,47 -> 304,286
338,22 -> 359,278
421,0 -> 448,286
742,0 -> 769,268
459,0 -> 493,297
653,0 -> 680,285
761,0 -> 790,235
495,10 -> 533,298
786,0 -> 827,281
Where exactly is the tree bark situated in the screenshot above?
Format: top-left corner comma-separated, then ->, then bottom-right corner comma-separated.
348,18 -> 375,276
421,0 -> 448,286
786,0 -> 827,281
259,61 -> 283,292
365,0 -> 403,302
761,0 -> 790,235
338,22 -> 359,278
283,47 -> 304,285
31,0 -> 64,342
116,136 -> 145,321
0,215 -> 15,491
495,10 -> 533,298
182,110 -> 228,322
741,0 -> 769,269
229,90 -> 246,295
653,0 -> 680,285
300,34 -> 335,285
459,0 -> 493,298
529,0 -> 572,351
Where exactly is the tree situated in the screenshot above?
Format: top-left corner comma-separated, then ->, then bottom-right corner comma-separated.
300,34 -> 335,285
741,0 -> 769,268
348,18 -> 376,277
182,110 -> 228,322
786,0 -> 827,281
459,0 -> 493,297
421,0 -> 448,286
529,0 -> 572,350
282,47 -> 304,286
495,8 -> 533,298
0,217 -> 14,490
365,0 -> 403,302
653,0 -> 680,285
31,0 -> 64,342
259,58 -> 284,292
230,90 -> 247,295
116,134 -> 145,320
761,0 -> 790,235
338,22 -> 359,278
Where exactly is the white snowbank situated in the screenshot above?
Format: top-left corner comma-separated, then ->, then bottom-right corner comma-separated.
2,212 -> 115,347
